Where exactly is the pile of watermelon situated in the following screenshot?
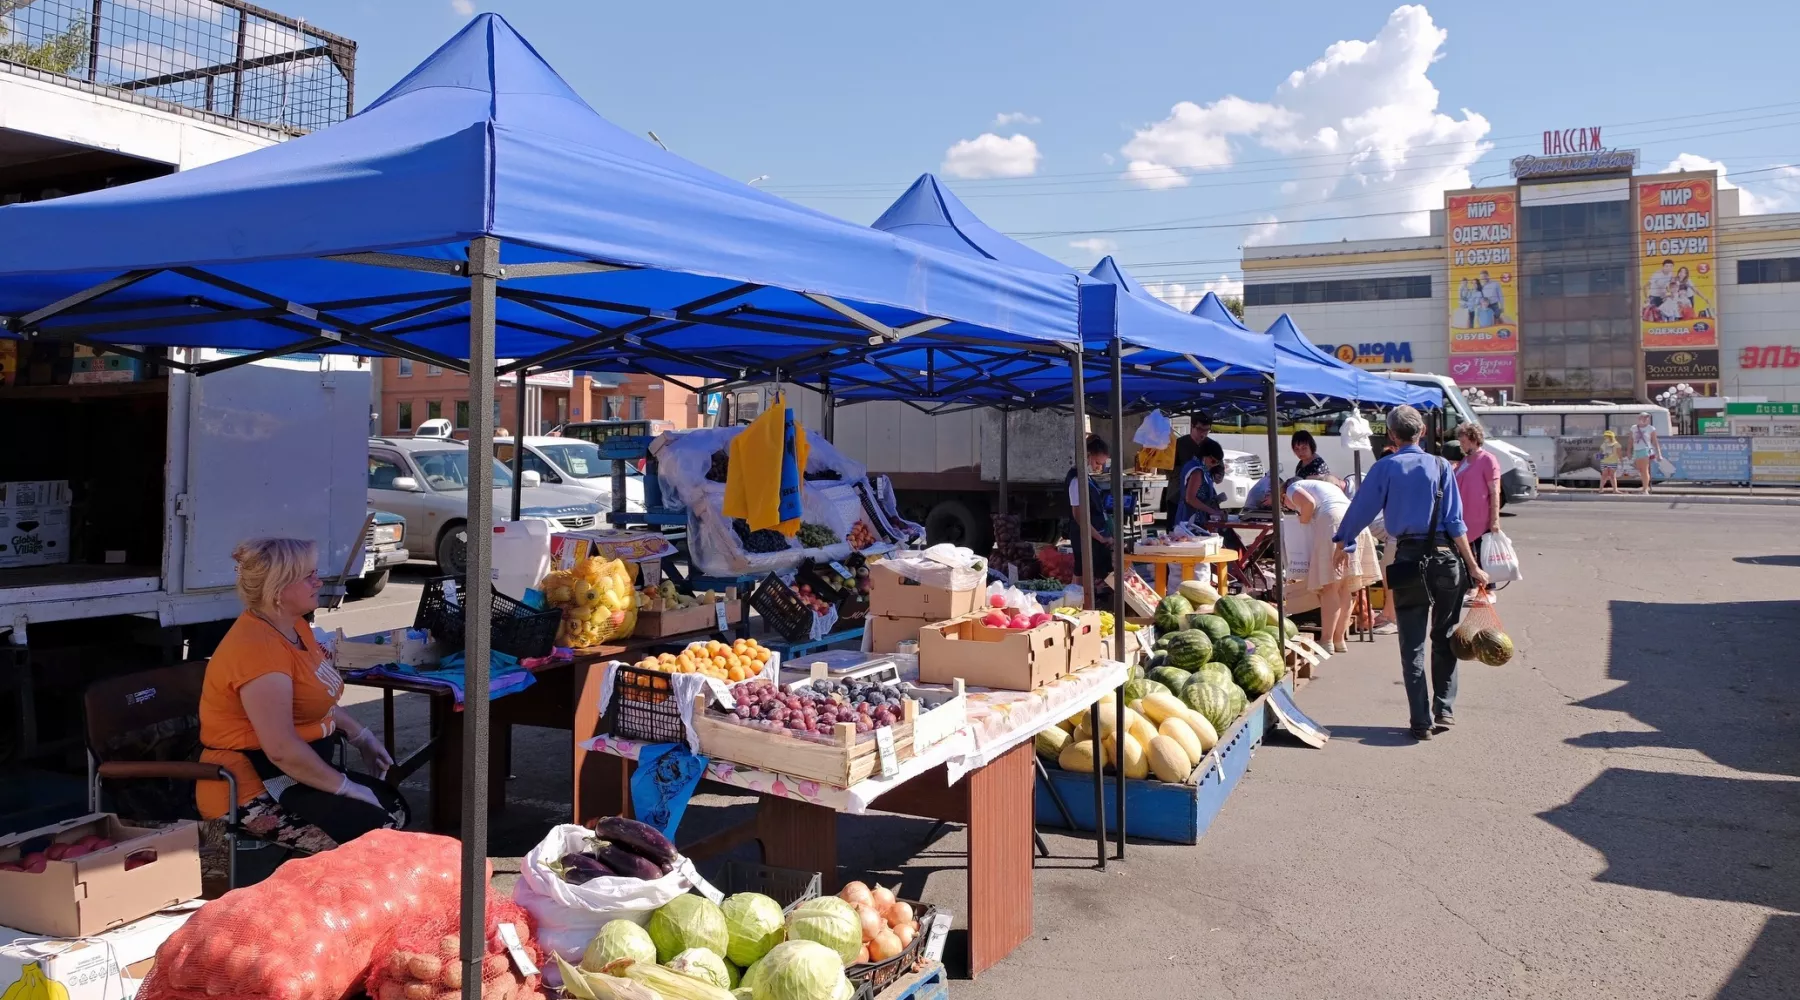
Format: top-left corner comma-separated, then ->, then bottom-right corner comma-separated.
1139,594 -> 1297,737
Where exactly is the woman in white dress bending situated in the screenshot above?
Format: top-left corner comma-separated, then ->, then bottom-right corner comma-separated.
1285,478 -> 1381,651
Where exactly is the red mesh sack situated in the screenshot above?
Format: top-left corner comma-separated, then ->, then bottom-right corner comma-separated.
137,830 -> 473,1000
366,896 -> 544,1000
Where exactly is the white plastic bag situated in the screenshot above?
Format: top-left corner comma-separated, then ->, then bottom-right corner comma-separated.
513,824 -> 695,983
1341,410 -> 1373,452
1134,409 -> 1173,449
1479,530 -> 1522,586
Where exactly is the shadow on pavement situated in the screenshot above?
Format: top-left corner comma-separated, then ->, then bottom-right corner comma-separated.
1733,554 -> 1800,567
1716,914 -> 1800,1000
1324,725 -> 1421,748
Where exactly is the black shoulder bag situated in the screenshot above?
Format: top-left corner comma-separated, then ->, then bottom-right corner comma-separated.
1420,458 -> 1466,597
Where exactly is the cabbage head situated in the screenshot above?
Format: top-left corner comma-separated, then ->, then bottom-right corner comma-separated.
581,919 -> 657,972
744,941 -> 849,1000
667,948 -> 733,990
648,895 -> 730,963
720,892 -> 785,967
781,897 -> 860,964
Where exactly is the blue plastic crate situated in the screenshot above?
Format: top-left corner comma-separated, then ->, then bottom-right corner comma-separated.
1033,696 -> 1266,844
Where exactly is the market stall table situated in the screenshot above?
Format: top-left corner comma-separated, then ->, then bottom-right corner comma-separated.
575,658 -> 1130,977
1125,547 -> 1237,596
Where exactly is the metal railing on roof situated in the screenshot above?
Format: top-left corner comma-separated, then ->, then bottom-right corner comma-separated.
0,0 -> 354,134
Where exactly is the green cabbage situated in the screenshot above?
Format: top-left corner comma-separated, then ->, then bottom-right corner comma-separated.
648,895 -> 730,963
581,920 -> 657,972
744,941 -> 850,1000
667,948 -> 732,990
720,892 -> 785,967
782,897 -> 860,964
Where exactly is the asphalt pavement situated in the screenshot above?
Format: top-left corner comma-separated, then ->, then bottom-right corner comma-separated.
317,507 -> 1800,998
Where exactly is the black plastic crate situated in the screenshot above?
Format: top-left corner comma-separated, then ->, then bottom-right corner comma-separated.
749,573 -> 814,643
847,900 -> 936,995
413,576 -> 561,659
710,860 -> 822,913
601,664 -> 686,744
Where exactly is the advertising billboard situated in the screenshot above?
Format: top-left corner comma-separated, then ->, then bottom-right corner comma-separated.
1447,354 -> 1516,387
1447,190 -> 1519,355
1638,177 -> 1719,350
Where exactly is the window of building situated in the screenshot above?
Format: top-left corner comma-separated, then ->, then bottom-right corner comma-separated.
396,400 -> 413,431
427,364 -> 444,377
427,400 -> 443,421
1242,275 -> 1430,307
630,396 -> 646,420
455,400 -> 470,429
602,396 -> 622,420
397,358 -> 413,377
1739,257 -> 1800,284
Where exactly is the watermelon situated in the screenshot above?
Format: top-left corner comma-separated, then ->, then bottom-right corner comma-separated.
1149,666 -> 1191,693
1222,682 -> 1247,725
1164,629 -> 1213,669
1450,630 -> 1477,661
1147,650 -> 1170,669
1153,633 -> 1174,652
1194,661 -> 1232,688
1257,600 -> 1280,630
1211,635 -> 1246,667
1281,617 -> 1299,641
1474,629 -> 1514,666
1191,615 -> 1231,643
1216,596 -> 1260,637
1127,663 -> 1146,681
1154,595 -> 1194,633
1233,656 -> 1276,697
1250,629 -> 1280,652
1261,647 -> 1286,682
1182,682 -> 1234,735
1122,678 -> 1154,703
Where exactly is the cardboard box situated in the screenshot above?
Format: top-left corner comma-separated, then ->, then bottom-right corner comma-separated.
866,614 -> 940,653
868,561 -> 980,619
0,814 -> 201,938
635,591 -> 742,638
0,504 -> 71,569
1065,610 -> 1105,669
68,358 -> 144,384
0,907 -> 197,1000
918,612 -> 1072,691
0,481 -> 70,509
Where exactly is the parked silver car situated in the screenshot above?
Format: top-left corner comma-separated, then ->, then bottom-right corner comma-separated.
493,436 -> 646,513
367,437 -> 603,576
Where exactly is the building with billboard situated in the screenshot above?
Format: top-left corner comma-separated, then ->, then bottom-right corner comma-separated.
1242,130 -> 1800,406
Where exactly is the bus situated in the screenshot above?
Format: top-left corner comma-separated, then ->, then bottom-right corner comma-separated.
1472,402 -> 1673,485
1207,371 -> 1540,505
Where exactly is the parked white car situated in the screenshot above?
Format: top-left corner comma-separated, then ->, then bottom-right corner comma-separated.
493,436 -> 646,513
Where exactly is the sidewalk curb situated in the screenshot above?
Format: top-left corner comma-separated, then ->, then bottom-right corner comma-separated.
1531,492 -> 1800,507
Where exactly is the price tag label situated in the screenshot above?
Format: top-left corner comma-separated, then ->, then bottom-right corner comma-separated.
874,725 -> 899,777
680,859 -> 727,904
1134,629 -> 1155,656
705,677 -> 736,709
442,578 -> 460,608
829,561 -> 852,578
496,922 -> 539,976
922,910 -> 953,963
714,599 -> 730,632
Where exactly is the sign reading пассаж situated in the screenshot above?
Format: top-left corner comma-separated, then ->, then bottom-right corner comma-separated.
1644,349 -> 1720,381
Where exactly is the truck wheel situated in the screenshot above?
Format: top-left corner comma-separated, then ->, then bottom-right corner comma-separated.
346,569 -> 390,600
924,499 -> 990,553
436,523 -> 468,577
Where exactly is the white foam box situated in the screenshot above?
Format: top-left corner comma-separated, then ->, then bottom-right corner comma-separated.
0,504 -> 71,568
0,906 -> 197,1000
0,481 -> 70,509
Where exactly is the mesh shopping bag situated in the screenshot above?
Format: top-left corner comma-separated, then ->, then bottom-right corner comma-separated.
1451,587 -> 1515,665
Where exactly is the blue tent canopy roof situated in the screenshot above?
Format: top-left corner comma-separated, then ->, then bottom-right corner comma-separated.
0,15 -> 1079,375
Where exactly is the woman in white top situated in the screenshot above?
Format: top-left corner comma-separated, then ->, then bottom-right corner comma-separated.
1285,478 -> 1381,651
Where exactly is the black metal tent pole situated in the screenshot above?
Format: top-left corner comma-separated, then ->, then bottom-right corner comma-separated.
460,236 -> 500,1000
998,407 -> 1009,518
1108,336 -> 1127,860
1264,375 -> 1285,668
1069,345 -> 1105,870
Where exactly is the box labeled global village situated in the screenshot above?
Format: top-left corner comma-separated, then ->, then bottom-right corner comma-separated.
0,907 -> 197,1000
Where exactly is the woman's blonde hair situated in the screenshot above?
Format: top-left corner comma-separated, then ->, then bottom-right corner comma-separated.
232,537 -> 318,616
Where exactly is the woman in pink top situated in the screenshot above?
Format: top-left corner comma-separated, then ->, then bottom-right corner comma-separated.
1454,422 -> 1503,565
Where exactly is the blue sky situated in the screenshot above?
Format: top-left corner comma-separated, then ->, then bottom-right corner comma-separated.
281,1 -> 1800,305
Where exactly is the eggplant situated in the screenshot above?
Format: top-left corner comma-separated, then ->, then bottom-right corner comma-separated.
555,852 -> 613,885
590,815 -> 678,871
589,840 -> 664,881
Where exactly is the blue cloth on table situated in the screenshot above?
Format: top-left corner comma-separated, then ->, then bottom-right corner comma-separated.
631,742 -> 709,840
344,649 -> 535,709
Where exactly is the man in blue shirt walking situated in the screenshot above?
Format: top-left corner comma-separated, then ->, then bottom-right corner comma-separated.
1333,405 -> 1489,740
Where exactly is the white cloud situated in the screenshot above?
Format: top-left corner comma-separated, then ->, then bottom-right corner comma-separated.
451,0 -> 477,15
1244,213 -> 1283,247
1119,5 -> 1491,240
993,111 -> 1040,127
1663,153 -> 1800,215
1067,238 -> 1118,257
942,133 -> 1041,179
1143,275 -> 1243,312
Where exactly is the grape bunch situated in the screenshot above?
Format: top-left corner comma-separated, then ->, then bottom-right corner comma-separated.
732,518 -> 791,553
705,450 -> 731,483
728,678 -> 907,735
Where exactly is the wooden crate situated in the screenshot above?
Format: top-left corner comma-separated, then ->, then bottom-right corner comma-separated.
691,695 -> 921,788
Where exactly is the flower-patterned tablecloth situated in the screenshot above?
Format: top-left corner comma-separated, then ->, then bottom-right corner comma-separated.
579,658 -> 1129,815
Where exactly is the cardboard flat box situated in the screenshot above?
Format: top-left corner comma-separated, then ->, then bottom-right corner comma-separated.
0,504 -> 70,569
868,561 -> 979,619
1066,610 -> 1105,669
635,591 -> 741,638
0,481 -> 70,509
1,907 -> 197,1000
0,814 -> 201,938
918,612 -> 1072,691
866,614 -> 940,653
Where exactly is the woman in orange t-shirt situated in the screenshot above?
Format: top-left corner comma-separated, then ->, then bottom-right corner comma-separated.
198,538 -> 399,853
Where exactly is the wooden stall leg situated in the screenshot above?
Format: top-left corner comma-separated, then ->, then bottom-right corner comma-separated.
964,742 -> 1035,977
756,796 -> 839,892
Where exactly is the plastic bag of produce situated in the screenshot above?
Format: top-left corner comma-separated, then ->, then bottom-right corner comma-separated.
512,823 -> 697,983
136,830 -> 468,1000
365,895 -> 543,1000
878,545 -> 987,592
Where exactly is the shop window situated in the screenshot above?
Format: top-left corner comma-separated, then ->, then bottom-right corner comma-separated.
630,396 -> 646,420
427,400 -> 443,421
1243,275 -> 1431,307
1739,257 -> 1800,284
427,365 -> 444,377
397,400 -> 413,431
455,400 -> 471,429
397,359 -> 413,377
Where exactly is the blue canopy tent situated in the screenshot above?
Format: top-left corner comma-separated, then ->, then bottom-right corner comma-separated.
0,13 -> 1098,971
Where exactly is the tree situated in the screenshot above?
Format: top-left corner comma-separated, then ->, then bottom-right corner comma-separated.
1221,296 -> 1245,321
0,4 -> 89,77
